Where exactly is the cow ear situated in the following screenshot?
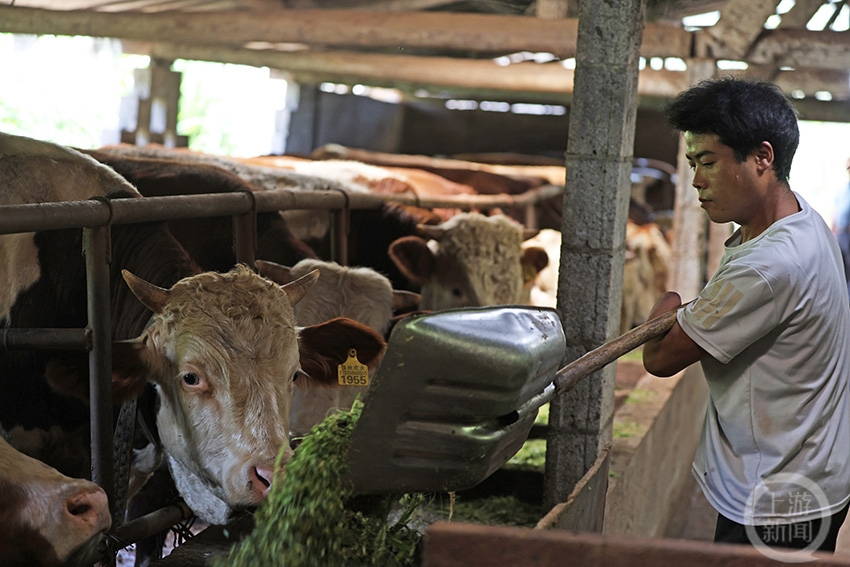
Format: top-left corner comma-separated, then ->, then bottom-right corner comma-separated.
391,290 -> 421,312
280,268 -> 319,307
123,269 -> 171,314
43,340 -> 150,404
520,246 -> 549,284
254,259 -> 294,286
111,339 -> 153,403
298,317 -> 386,387
388,236 -> 435,285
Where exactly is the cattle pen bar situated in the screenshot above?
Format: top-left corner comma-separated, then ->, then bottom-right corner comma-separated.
0,183 -> 561,565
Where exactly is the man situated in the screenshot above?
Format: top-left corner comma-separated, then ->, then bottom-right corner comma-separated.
643,77 -> 850,553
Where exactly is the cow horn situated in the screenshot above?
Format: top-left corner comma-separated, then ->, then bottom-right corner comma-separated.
280,268 -> 320,306
416,224 -> 445,241
391,290 -> 421,311
122,269 -> 170,314
255,259 -> 294,286
523,228 -> 541,240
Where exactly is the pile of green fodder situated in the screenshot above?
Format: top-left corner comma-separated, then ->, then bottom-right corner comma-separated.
214,402 -> 422,567
435,494 -> 541,528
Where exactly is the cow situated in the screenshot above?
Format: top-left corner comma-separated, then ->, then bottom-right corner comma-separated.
311,143 -> 566,230
387,211 -> 549,311
0,435 -> 111,567
87,144 -> 373,245
236,154 -> 478,223
620,218 -> 672,334
255,258 -> 420,437
0,132 -> 386,527
83,151 -> 318,273
85,145 -> 547,304
518,219 -> 672,336
520,228 -> 561,308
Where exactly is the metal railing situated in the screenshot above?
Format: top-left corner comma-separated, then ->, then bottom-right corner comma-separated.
0,183 -> 563,564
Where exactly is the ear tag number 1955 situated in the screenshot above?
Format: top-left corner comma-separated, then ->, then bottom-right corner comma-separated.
338,349 -> 369,387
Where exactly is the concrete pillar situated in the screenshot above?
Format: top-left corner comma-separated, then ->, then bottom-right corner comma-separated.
284,82 -> 321,155
543,0 -> 646,515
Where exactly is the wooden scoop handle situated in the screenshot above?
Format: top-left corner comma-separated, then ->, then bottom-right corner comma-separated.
552,307 -> 680,397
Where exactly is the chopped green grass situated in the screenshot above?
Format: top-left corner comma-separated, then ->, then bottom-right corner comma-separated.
215,402 -> 421,567
433,494 -> 541,528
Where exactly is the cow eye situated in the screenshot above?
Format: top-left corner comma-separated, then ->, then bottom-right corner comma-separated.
451,288 -> 463,297
293,369 -> 307,382
182,372 -> 200,387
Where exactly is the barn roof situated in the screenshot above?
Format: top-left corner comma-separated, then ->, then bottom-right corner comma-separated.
2,0 -> 849,121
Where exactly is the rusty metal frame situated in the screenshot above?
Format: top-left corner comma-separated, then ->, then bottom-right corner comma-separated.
0,183 -> 562,564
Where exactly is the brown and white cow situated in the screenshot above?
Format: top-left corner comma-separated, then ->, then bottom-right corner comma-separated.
0,436 -> 111,567
388,212 -> 549,311
83,151 -> 319,273
109,266 -> 384,523
255,258 -> 420,437
518,220 -> 673,335
0,132 -> 385,525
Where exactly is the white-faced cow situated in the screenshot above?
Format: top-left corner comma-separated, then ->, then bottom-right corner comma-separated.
256,258 -> 420,437
388,212 -> 549,311
0,132 -> 385,525
0,435 -> 111,567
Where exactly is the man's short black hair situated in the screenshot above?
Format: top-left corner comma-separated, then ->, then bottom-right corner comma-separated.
665,76 -> 800,183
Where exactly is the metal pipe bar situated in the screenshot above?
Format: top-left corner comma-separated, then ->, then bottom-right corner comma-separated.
0,328 -> 91,351
110,192 -> 253,225
328,189 -> 350,265
84,225 -> 116,523
0,186 -> 563,235
85,501 -> 193,565
0,199 -> 111,234
233,190 -> 258,267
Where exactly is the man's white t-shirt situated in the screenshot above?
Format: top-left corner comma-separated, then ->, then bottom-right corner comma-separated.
679,192 -> 850,525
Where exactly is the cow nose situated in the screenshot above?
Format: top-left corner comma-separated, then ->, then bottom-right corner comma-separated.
249,466 -> 274,499
65,486 -> 111,533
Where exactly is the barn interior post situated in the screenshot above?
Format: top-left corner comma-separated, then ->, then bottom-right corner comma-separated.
120,57 -> 184,147
544,0 -> 646,517
668,58 -> 714,300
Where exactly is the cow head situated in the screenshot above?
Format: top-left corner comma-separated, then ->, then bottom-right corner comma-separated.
0,437 -> 111,567
110,265 -> 385,524
255,258 -> 421,336
255,258 -> 419,437
388,212 -> 549,311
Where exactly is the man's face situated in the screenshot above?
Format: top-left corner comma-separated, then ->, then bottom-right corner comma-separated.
685,131 -> 763,226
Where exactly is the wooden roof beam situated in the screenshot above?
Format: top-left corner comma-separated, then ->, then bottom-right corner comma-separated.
705,0 -> 779,58
0,5 -> 689,58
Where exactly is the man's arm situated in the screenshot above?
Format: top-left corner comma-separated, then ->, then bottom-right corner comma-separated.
642,291 -> 706,377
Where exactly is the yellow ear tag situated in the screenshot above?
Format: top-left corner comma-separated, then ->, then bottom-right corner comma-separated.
338,349 -> 369,387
